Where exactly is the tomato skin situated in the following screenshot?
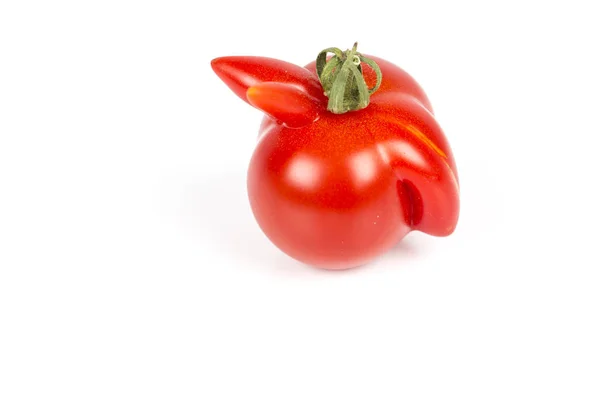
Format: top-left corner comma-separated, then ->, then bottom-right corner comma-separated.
212,53 -> 459,269
248,114 -> 412,269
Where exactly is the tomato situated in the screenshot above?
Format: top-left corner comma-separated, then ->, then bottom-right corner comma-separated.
211,44 -> 459,269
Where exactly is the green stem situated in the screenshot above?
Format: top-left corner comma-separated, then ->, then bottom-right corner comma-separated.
316,42 -> 382,114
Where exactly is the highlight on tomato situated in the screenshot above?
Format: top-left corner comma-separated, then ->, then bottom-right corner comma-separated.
211,43 -> 459,270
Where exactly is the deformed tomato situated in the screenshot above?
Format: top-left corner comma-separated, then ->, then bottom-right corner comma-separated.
211,43 -> 459,269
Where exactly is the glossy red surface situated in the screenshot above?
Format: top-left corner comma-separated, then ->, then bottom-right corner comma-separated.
211,53 -> 459,269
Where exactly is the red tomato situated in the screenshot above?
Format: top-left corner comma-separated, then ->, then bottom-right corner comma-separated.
211,45 -> 459,269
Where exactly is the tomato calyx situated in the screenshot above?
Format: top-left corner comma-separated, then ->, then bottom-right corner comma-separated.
316,42 -> 382,114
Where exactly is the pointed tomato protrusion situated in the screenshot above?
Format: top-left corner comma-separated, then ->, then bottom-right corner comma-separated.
211,56 -> 326,106
247,83 -> 321,128
396,158 -> 459,236
370,94 -> 460,236
377,134 -> 459,236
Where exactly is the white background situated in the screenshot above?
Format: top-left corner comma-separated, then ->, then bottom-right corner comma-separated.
1,1 -> 599,399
